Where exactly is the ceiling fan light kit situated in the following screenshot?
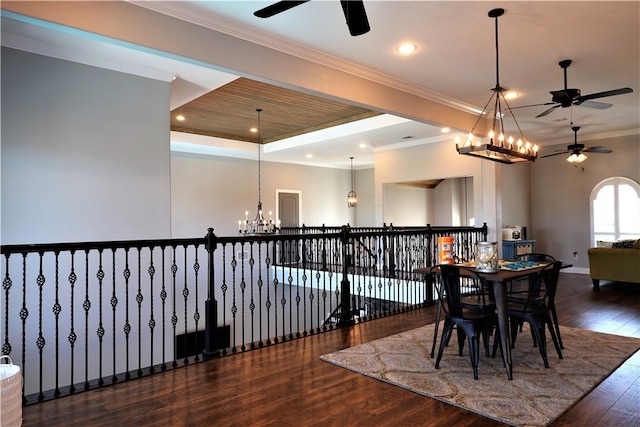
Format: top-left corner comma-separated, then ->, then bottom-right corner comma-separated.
456,8 -> 539,165
540,125 -> 612,164
566,152 -> 587,164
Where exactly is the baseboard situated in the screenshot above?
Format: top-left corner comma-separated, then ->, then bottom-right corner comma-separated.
560,266 -> 589,275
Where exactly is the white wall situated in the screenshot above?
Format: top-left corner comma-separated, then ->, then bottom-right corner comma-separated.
1,48 -> 172,244
530,134 -> 640,269
499,162 -> 531,229
354,168 -> 375,227
170,152 -> 354,237
382,184 -> 428,226
375,140 -> 500,240
434,179 -> 468,226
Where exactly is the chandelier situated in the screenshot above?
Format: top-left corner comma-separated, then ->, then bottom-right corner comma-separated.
347,156 -> 357,207
456,8 -> 539,165
238,108 -> 278,235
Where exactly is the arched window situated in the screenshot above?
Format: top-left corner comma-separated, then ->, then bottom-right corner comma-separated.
590,177 -> 640,246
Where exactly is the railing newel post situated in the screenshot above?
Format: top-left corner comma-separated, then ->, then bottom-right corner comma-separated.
203,227 -> 221,359
338,225 -> 355,326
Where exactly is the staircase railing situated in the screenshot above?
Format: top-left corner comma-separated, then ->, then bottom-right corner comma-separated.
1,223 -> 486,405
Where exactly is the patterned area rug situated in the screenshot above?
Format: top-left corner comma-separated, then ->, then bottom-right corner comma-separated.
320,324 -> 640,427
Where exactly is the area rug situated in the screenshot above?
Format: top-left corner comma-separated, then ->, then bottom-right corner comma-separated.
320,324 -> 640,427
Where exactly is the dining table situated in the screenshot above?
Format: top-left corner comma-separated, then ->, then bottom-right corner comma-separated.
415,260 -> 571,380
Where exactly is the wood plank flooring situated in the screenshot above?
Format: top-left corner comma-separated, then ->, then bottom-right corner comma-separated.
22,274 -> 640,426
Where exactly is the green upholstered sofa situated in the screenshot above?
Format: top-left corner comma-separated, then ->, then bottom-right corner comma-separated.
587,239 -> 640,291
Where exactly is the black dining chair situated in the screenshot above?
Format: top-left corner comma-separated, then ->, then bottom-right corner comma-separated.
507,260 -> 563,368
428,264 -> 496,358
510,253 -> 564,349
434,265 -> 500,380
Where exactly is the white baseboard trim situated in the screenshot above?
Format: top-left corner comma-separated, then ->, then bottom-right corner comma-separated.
560,266 -> 589,275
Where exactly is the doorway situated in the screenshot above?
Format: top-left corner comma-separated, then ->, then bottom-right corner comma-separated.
276,190 -> 301,264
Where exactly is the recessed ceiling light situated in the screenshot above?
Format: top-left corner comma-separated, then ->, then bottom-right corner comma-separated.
359,143 -> 367,149
441,128 -> 450,133
396,43 -> 417,55
306,153 -> 313,159
250,127 -> 258,133
176,114 -> 185,121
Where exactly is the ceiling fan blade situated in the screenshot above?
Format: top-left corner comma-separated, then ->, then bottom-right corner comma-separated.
340,0 -> 370,36
509,102 -> 556,110
254,1 -> 309,18
536,105 -> 560,118
540,150 -> 570,158
577,87 -> 633,102
584,146 -> 613,153
576,100 -> 613,109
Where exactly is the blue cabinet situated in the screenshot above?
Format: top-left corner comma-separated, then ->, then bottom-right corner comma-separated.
502,240 -> 536,260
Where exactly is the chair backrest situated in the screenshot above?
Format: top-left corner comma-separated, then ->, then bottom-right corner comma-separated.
521,260 -> 562,310
438,264 -> 489,318
515,253 -> 556,263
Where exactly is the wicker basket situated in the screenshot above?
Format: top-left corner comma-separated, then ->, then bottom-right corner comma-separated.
0,355 -> 22,427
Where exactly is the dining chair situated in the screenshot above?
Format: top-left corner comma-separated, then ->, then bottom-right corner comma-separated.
428,264 -> 496,358
434,265 -> 500,380
507,260 -> 563,368
510,253 -> 564,349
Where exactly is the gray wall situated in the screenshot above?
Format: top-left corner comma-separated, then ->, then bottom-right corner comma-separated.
354,168 -> 375,227
170,152 -> 354,237
1,49 -> 357,244
530,134 -> 640,269
499,162 -> 531,230
1,48 -> 172,244
382,184 -> 428,226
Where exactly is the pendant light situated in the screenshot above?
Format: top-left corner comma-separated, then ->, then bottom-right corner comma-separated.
455,8 -> 539,164
238,108 -> 278,234
347,156 -> 357,207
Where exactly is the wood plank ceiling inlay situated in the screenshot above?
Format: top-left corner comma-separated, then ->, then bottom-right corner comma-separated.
170,78 -> 382,144
395,179 -> 444,189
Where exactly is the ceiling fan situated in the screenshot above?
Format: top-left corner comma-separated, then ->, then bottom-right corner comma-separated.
254,1 -> 370,36
540,126 -> 612,163
512,59 -> 633,118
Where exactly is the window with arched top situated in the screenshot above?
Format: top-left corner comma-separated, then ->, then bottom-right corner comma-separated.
590,177 -> 640,246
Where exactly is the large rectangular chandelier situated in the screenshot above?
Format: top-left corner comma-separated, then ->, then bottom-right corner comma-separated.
456,8 -> 538,165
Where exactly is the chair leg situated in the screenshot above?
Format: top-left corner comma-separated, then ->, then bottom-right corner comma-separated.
546,319 -> 564,360
510,319 -> 519,349
435,319 -> 453,370
468,333 -> 480,380
481,327 -> 491,357
492,326 -> 503,362
456,328 -> 467,356
550,305 -> 564,349
430,301 -> 442,358
530,322 -> 549,368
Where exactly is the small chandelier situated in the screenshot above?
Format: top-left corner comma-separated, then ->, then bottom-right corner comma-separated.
347,156 -> 357,207
456,8 -> 539,165
238,108 -> 278,235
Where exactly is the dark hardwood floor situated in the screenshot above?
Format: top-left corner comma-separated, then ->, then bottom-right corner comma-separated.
22,274 -> 640,427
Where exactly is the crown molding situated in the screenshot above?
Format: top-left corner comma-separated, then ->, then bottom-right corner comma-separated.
130,1 -> 477,115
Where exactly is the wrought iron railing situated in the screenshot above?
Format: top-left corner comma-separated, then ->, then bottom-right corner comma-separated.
1,223 -> 486,404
